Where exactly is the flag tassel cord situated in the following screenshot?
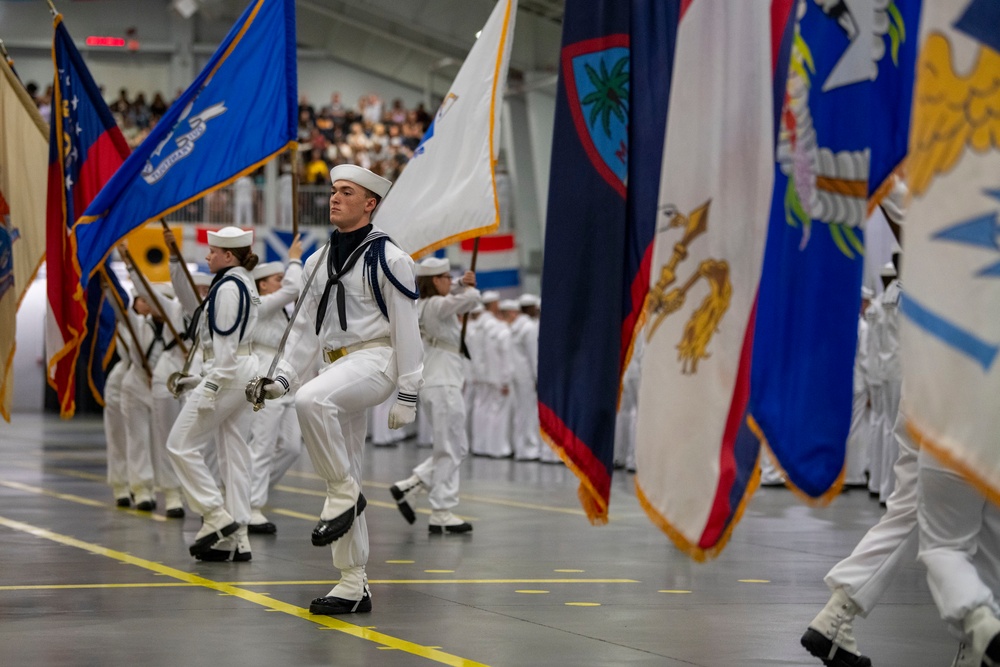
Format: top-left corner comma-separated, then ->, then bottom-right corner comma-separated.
458,237 -> 480,357
119,246 -> 189,357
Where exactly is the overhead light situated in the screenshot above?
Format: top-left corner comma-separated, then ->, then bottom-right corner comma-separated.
172,0 -> 199,19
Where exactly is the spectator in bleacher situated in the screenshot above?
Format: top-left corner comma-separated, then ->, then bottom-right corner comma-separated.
386,98 -> 407,125
401,111 -> 424,151
304,147 -> 330,185
150,92 -> 169,120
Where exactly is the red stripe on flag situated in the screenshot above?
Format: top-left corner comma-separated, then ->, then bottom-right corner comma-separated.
460,234 -> 515,253
699,297 -> 757,548
539,401 -> 611,521
620,241 -> 655,367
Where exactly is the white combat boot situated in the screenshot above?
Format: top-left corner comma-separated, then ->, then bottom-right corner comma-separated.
801,588 -> 871,667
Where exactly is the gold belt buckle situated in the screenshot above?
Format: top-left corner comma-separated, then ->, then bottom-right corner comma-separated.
326,346 -> 348,363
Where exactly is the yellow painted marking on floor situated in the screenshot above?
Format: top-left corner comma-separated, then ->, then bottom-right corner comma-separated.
283,472 -> 597,518
270,507 -> 320,521
0,578 -> 640,592
0,480 -> 167,522
738,579 -> 770,584
424,570 -> 455,574
270,487 -> 476,520
0,515 -> 489,667
658,590 -> 692,594
386,560 -> 415,564
45,467 -> 106,483
565,602 -> 601,607
515,590 -> 549,594
554,569 -> 584,573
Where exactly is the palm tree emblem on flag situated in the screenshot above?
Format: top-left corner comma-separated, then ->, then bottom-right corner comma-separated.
645,200 -> 731,374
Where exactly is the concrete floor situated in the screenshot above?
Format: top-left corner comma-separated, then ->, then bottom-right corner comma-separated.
0,414 -> 956,666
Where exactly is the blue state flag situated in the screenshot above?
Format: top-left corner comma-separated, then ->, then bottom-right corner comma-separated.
749,2 -> 921,499
73,0 -> 297,286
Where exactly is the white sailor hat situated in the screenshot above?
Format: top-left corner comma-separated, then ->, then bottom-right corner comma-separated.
252,261 -> 285,281
416,256 -> 450,277
518,293 -> 540,307
207,226 -> 253,248
191,272 -> 213,287
329,164 -> 392,198
471,304 -> 485,314
861,286 -> 874,299
499,299 -> 520,311
880,262 -> 897,278
481,290 -> 500,304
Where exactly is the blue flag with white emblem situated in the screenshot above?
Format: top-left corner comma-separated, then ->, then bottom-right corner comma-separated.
900,0 -> 1000,505
749,0 -> 921,500
73,0 -> 297,287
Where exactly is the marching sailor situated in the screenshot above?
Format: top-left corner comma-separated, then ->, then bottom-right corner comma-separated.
258,164 -> 423,614
391,256 -> 478,534
166,226 -> 261,562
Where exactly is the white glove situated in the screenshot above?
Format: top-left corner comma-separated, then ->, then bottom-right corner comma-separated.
199,381 -> 219,411
387,392 -> 417,430
262,376 -> 289,400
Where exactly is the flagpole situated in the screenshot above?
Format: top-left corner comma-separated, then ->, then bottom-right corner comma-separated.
100,268 -> 153,382
458,237 -> 480,357
290,147 -> 300,239
0,38 -> 14,69
44,0 -> 58,17
158,219 -> 203,305
118,245 -> 190,357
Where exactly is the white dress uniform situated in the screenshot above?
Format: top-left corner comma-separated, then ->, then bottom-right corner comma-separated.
918,449 -> 1000,663
103,333 -> 131,504
246,259 -> 303,531
119,304 -> 164,509
613,339 -> 641,471
509,305 -> 541,461
844,311 -> 873,487
129,275 -> 188,516
284,214 -> 423,606
803,403 -> 919,664
478,305 -> 513,458
466,310 -> 489,454
876,278 -> 902,501
166,227 -> 260,561
233,175 -> 255,227
392,261 -> 479,530
863,297 -> 886,496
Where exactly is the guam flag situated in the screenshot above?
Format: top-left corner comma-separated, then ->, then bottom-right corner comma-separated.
538,0 -> 682,522
750,0 -> 921,499
73,0 -> 297,287
45,15 -> 131,417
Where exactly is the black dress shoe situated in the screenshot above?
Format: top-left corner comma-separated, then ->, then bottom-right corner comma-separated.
428,521 -> 473,535
115,497 -> 131,508
248,521 -> 277,535
389,485 -> 417,524
309,591 -> 371,615
189,521 -> 240,557
800,628 -> 872,667
312,494 -> 367,546
135,500 -> 156,512
165,507 -> 185,519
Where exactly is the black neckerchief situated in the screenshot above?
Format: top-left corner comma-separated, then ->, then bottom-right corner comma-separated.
332,224 -> 373,272
316,225 -> 386,333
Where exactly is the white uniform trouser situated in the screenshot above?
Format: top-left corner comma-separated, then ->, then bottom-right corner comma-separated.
867,384 -> 885,495
482,384 -> 512,458
880,377 -> 902,501
759,448 -> 785,485
248,397 -> 301,509
167,382 -> 253,525
918,449 -> 1000,635
825,413 -> 918,615
470,382 -> 490,455
151,393 -> 183,493
295,349 -> 394,599
844,389 -> 871,486
104,362 -> 129,495
121,368 -> 156,499
416,399 -> 433,447
412,386 -> 468,511
511,378 -> 540,460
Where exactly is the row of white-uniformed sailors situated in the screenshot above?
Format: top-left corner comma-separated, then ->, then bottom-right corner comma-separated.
100,164 -> 568,615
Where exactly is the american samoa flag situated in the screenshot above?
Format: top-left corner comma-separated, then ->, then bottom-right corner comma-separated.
45,14 -> 130,417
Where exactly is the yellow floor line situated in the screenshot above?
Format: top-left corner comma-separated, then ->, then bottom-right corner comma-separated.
0,515 -> 489,667
0,578 -> 640,592
0,480 -> 167,522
